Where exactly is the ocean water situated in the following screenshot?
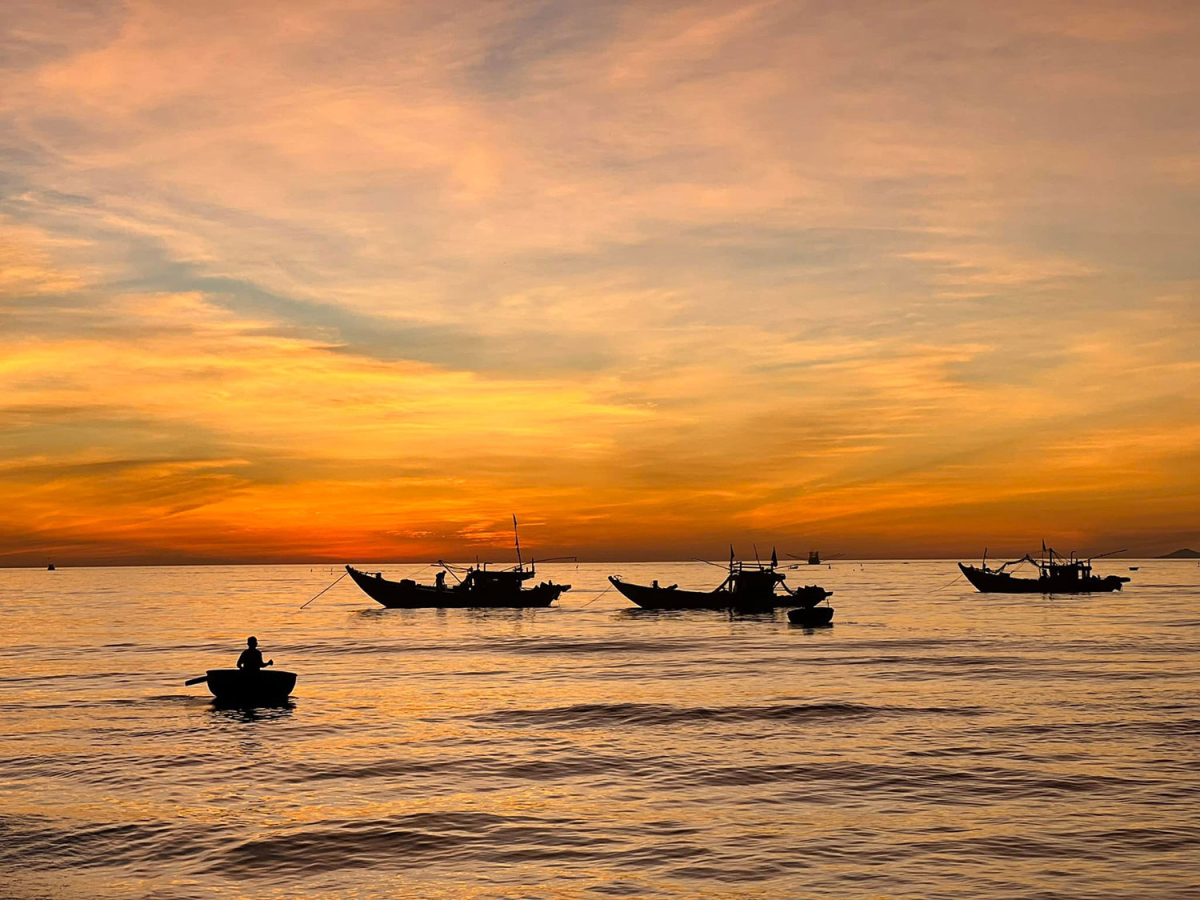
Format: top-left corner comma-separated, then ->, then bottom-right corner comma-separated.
1,560 -> 1197,899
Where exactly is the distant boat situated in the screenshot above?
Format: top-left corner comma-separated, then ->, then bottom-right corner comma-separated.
786,550 -> 843,566
346,516 -> 570,609
609,548 -> 832,614
1129,566 -> 1139,571
959,546 -> 1129,594
47,563 -> 55,571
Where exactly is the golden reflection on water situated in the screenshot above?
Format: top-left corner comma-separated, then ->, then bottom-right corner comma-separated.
0,561 -> 1197,897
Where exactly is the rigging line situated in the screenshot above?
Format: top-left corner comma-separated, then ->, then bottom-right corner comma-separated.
929,572 -> 965,593
395,563 -> 434,581
300,571 -> 347,609
577,583 -> 615,608
436,560 -> 465,584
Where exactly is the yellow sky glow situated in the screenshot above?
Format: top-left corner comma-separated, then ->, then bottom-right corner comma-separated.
1,0 -> 1198,564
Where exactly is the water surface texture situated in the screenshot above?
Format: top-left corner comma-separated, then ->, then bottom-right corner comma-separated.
1,561 -> 1197,898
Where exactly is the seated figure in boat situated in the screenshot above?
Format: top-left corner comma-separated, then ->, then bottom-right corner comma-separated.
237,636 -> 273,672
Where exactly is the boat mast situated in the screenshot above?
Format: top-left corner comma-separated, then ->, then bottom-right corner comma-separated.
513,514 -> 524,572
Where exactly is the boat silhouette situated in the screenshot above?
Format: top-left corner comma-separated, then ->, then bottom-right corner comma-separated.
787,605 -> 834,626
959,545 -> 1130,594
187,668 -> 297,706
345,517 -> 571,609
785,550 -> 842,567
610,547 -> 832,616
347,563 -> 569,608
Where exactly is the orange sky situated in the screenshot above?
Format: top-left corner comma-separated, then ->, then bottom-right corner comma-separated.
1,0 -> 1198,565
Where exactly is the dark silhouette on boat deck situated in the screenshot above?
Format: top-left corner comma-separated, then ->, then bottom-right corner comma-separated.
610,547 -> 833,623
186,637 -> 297,706
959,544 -> 1130,594
345,516 -> 571,609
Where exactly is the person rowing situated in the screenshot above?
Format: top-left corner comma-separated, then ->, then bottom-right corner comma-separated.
237,636 -> 274,672
185,637 -> 295,704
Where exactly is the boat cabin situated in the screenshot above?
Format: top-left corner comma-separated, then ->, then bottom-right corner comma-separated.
1041,560 -> 1090,582
727,565 -> 786,596
463,566 -> 535,595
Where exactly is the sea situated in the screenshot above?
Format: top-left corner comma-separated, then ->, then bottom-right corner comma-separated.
1,560 -> 1197,899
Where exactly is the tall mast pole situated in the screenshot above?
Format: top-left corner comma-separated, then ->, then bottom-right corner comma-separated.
513,514 -> 523,570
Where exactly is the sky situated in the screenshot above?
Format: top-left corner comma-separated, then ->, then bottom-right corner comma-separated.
1,0 -> 1198,565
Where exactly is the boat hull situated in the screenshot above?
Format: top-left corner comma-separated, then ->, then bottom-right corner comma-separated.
787,606 -> 834,626
205,669 -> 296,706
958,563 -> 1128,594
609,577 -> 830,611
347,565 -> 568,608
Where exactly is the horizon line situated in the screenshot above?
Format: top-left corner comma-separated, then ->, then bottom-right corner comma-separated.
5,553 -> 1194,570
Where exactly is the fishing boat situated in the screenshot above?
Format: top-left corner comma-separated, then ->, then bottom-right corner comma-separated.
609,548 -> 832,614
189,669 -> 297,706
959,545 -> 1130,594
346,517 -> 571,609
347,563 -> 569,608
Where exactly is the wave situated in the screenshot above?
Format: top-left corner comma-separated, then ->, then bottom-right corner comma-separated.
210,811 -> 617,876
0,815 -> 217,872
472,701 -> 985,729
281,751 -> 645,785
503,638 -> 699,655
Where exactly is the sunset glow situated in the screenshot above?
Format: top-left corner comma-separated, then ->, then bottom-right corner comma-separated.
2,0 -> 1197,564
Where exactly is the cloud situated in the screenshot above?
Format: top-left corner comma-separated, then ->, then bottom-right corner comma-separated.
0,0 -> 1197,562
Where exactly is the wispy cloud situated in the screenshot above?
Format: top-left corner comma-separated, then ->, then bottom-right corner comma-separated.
1,0 -> 1197,563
